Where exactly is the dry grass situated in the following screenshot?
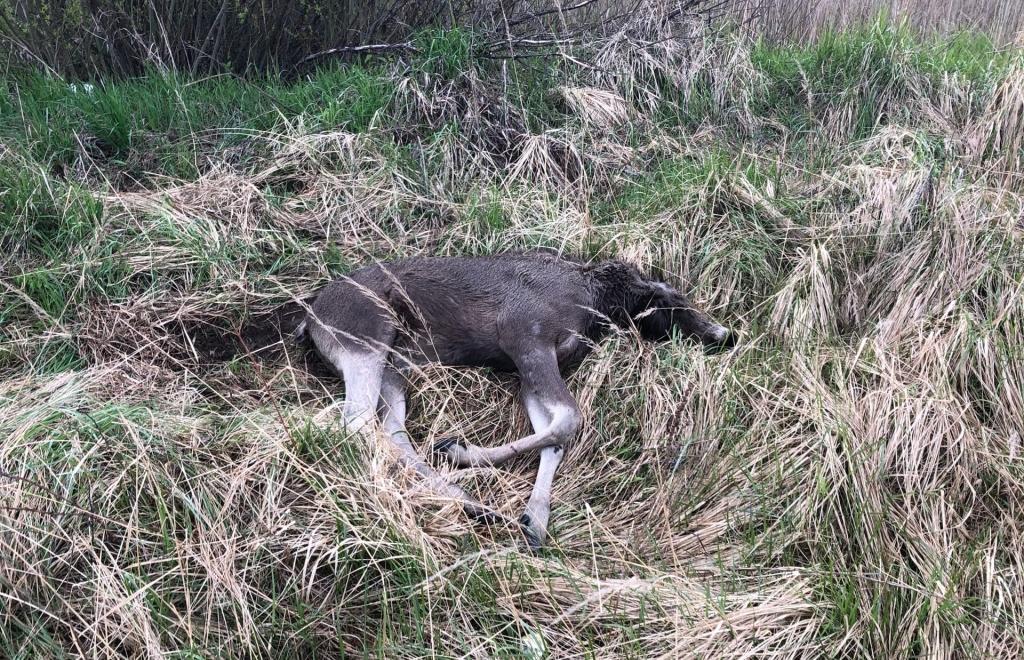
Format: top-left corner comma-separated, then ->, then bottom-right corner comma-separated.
2,8 -> 1024,658
743,0 -> 1024,45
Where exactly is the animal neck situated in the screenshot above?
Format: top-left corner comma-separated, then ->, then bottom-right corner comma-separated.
590,260 -> 644,330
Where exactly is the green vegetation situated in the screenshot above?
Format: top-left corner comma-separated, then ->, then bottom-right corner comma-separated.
2,12 -> 1024,659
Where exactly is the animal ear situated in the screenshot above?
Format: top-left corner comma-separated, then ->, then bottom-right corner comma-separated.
639,280 -> 676,309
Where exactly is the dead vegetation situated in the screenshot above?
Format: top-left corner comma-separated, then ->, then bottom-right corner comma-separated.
739,0 -> 1024,45
2,5 -> 1024,658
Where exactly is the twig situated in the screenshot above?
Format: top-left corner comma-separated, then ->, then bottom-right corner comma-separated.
291,40 -> 419,73
505,0 -> 602,29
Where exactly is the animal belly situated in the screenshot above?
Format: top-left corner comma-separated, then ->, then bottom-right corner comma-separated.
395,333 -> 516,371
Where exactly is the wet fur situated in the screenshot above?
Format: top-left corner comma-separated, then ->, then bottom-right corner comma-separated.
302,252 -> 733,371
299,251 -> 734,551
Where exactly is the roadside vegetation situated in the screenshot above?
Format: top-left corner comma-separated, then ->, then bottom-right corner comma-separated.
2,3 -> 1024,657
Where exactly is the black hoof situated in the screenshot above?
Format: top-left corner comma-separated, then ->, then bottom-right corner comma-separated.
519,513 -> 543,553
467,506 -> 505,526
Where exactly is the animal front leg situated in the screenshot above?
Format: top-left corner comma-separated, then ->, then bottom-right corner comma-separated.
518,387 -> 567,551
433,347 -> 580,468
520,445 -> 565,551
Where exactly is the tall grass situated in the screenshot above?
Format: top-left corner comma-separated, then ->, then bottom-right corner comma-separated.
742,0 -> 1024,45
2,7 -> 1024,658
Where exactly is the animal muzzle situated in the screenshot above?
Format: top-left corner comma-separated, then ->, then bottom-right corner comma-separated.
701,323 -> 736,354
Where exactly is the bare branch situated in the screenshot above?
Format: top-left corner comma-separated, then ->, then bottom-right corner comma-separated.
292,40 -> 420,72
504,0 -> 602,29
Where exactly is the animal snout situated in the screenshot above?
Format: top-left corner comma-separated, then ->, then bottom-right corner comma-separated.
705,325 -> 736,354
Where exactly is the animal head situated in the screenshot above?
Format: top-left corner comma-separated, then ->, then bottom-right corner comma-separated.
634,279 -> 735,352
593,260 -> 735,352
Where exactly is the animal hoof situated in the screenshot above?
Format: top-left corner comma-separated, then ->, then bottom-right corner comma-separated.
466,505 -> 505,526
432,437 -> 464,464
519,513 -> 544,553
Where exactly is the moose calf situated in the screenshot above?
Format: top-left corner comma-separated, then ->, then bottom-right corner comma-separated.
296,251 -> 735,549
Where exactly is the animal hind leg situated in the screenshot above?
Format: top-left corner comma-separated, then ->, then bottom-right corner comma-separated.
307,290 -> 396,432
378,364 -> 412,445
329,347 -> 387,433
378,364 -> 512,524
378,365 -> 457,489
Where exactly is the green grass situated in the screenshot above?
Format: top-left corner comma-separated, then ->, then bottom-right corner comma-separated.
0,65 -> 401,180
750,16 -> 1014,135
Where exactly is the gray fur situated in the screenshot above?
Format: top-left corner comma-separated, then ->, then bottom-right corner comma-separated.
302,251 -> 735,550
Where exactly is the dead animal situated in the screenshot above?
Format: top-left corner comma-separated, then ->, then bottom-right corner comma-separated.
295,251 -> 735,550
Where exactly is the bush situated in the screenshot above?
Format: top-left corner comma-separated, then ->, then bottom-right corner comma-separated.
0,0 -> 473,77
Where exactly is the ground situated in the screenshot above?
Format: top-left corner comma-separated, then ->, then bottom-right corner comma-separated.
1,17 -> 1023,659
